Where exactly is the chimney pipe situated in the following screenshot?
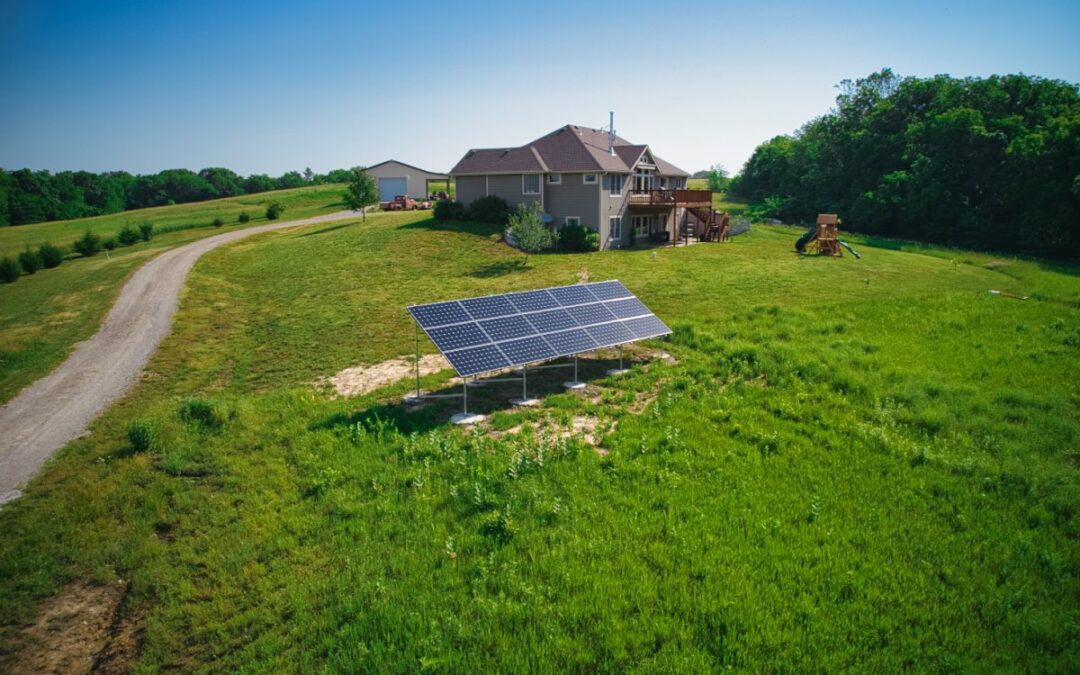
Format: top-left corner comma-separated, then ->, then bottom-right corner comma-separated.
608,111 -> 615,155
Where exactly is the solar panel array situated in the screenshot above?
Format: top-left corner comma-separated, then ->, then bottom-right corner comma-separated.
408,280 -> 671,377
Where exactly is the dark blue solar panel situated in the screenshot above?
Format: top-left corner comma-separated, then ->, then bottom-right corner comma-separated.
586,321 -> 636,346
624,315 -> 671,339
545,329 -> 598,356
604,297 -> 650,319
445,344 -> 510,376
525,308 -> 578,333
498,336 -> 556,364
479,315 -> 535,342
506,289 -> 559,313
549,284 -> 597,307
427,323 -> 489,351
409,301 -> 470,328
460,295 -> 516,320
586,280 -> 632,301
566,303 -> 617,326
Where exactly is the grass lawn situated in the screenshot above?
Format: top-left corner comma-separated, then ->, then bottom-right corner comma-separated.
0,184 -> 350,403
0,211 -> 1077,671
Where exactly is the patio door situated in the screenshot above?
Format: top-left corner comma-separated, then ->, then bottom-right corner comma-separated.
632,214 -> 652,238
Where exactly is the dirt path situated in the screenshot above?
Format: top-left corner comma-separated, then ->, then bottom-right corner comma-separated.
0,210 -> 361,504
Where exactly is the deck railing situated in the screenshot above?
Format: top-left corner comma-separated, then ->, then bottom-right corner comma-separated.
628,189 -> 712,207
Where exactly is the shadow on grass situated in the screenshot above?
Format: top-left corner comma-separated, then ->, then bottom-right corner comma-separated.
468,259 -> 530,278
297,221 -> 355,238
397,217 -> 505,239
313,353 -> 631,435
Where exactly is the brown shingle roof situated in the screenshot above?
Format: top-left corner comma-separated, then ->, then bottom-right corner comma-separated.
450,124 -> 689,177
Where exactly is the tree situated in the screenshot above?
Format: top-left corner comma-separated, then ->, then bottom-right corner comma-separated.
303,167 -> 315,182
276,171 -> 305,189
266,202 -> 285,220
198,167 -> 245,197
342,167 -> 379,220
243,174 -> 277,194
508,203 -> 556,265
707,164 -> 730,192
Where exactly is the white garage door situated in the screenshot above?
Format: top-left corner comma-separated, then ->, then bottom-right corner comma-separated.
378,177 -> 407,201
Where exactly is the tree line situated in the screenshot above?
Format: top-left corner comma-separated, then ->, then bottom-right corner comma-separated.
729,70 -> 1079,259
0,166 -> 355,226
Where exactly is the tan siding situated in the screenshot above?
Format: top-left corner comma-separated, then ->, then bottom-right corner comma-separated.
487,174 -> 542,209
456,176 -> 486,206
601,173 -> 631,248
544,174 -> 601,230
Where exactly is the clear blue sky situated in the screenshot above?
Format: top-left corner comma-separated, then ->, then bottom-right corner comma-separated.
1,0 -> 1077,177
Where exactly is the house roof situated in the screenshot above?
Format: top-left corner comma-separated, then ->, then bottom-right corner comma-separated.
365,159 -> 448,178
450,124 -> 689,177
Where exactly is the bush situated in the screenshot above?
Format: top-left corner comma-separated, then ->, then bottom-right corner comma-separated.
238,211 -> 250,224
103,237 -> 118,251
18,247 -> 42,274
73,229 -> 102,257
139,221 -> 153,241
468,196 -> 510,224
38,242 -> 63,268
266,202 -> 285,220
117,223 -> 140,246
212,216 -> 224,228
557,223 -> 600,252
178,397 -> 222,429
0,256 -> 21,283
433,200 -> 467,221
127,421 -> 156,453
508,203 -> 556,264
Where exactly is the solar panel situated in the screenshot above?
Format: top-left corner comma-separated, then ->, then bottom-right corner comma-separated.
549,285 -> 597,307
604,297 -> 650,319
585,321 -> 635,346
525,308 -> 578,333
407,280 -> 671,376
461,295 -> 516,320
479,315 -> 535,341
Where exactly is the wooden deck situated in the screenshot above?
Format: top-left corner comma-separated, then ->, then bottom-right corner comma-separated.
627,189 -> 712,209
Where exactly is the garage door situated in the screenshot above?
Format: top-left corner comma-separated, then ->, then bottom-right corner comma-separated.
378,177 -> 407,201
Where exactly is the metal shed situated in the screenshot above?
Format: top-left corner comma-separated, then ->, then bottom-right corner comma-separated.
365,160 -> 449,201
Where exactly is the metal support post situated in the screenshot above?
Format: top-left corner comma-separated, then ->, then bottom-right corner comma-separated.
563,355 -> 585,390
511,364 -> 540,406
607,344 -> 629,376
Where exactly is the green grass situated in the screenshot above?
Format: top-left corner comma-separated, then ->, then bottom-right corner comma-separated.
0,184 -> 349,403
0,211 -> 1077,671
685,180 -> 746,216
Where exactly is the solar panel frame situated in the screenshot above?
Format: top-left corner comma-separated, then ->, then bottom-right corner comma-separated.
407,280 -> 670,377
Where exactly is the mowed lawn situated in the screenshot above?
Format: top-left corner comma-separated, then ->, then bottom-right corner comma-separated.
0,210 -> 1077,671
0,184 -> 350,403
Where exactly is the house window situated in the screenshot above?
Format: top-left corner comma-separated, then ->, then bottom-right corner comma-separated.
583,173 -> 598,184
609,216 -> 622,241
547,174 -> 561,185
632,214 -> 652,238
609,175 -> 625,196
565,216 -> 580,228
522,174 -> 540,194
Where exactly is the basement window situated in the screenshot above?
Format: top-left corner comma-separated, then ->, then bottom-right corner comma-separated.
565,216 -> 581,228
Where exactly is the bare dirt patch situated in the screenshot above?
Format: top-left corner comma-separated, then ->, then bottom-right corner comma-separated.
323,354 -> 450,398
0,579 -> 138,675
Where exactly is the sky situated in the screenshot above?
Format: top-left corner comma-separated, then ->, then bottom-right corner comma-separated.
1,0 -> 1077,177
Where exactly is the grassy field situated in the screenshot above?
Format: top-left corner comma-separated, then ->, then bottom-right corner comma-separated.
0,184 -> 349,403
0,210 -> 1077,671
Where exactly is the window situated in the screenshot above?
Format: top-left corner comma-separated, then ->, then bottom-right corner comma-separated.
583,173 -> 598,184
609,174 -> 625,196
609,216 -> 622,241
564,216 -> 580,227
547,174 -> 562,185
522,174 -> 540,194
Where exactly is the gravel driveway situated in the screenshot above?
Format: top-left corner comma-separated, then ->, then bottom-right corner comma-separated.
0,211 -> 360,504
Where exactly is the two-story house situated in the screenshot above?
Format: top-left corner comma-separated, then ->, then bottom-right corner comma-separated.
449,125 -> 712,249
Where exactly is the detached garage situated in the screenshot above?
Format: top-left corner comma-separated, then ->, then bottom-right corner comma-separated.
365,160 -> 450,201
